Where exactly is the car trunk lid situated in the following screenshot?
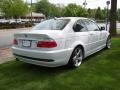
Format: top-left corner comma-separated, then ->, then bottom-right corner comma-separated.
13,30 -> 64,50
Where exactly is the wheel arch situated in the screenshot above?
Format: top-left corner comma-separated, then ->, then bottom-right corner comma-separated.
73,44 -> 85,58
67,44 -> 85,67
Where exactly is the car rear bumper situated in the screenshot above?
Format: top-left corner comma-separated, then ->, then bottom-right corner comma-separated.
12,46 -> 73,67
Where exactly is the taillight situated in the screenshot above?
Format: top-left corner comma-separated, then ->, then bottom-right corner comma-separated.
37,40 -> 57,48
13,39 -> 18,45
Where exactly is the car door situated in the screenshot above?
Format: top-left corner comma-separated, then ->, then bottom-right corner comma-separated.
72,19 -> 90,54
84,20 -> 101,53
100,28 -> 108,46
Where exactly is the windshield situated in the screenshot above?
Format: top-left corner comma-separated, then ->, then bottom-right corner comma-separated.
32,19 -> 70,30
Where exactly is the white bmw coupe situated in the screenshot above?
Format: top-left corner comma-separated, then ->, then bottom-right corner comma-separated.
12,17 -> 111,68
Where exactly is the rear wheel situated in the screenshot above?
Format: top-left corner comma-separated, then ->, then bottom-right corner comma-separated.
106,36 -> 111,49
68,46 -> 83,68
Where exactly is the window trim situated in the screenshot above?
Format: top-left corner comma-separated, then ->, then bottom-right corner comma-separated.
73,19 -> 88,32
84,19 -> 100,31
32,19 -> 71,30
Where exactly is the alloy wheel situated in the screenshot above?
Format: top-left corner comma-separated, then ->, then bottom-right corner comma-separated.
106,38 -> 111,49
71,47 -> 83,67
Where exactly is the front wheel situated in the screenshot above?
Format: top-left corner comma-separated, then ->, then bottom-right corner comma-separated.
106,36 -> 111,49
68,46 -> 83,68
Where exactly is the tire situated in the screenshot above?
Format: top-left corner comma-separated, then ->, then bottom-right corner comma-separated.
105,36 -> 111,49
68,46 -> 83,68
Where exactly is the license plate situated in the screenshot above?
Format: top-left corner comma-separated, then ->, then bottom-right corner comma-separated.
22,40 -> 31,47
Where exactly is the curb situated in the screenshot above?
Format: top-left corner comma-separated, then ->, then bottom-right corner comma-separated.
0,47 -> 13,64
0,57 -> 14,64
0,28 -> 32,32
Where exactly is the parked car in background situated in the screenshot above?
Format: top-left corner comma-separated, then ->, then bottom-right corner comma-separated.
0,19 -> 9,24
12,17 -> 111,68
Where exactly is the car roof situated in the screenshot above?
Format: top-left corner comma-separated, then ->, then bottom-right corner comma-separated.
57,17 -> 88,20
56,17 -> 95,22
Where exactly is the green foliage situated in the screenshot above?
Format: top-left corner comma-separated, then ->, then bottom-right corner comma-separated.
87,9 -> 96,18
87,8 -> 92,18
0,0 -> 29,19
48,3 -> 61,17
95,7 -> 104,20
0,22 -> 32,29
35,0 -> 61,18
35,1 -> 88,18
102,8 -> 107,20
117,9 -> 120,22
87,7 -> 111,21
35,0 -> 49,17
62,4 -> 88,17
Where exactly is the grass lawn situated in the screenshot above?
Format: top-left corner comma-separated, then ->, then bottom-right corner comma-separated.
118,31 -> 120,34
0,38 -> 120,90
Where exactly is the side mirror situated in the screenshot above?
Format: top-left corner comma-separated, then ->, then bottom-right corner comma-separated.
73,23 -> 83,32
100,26 -> 105,31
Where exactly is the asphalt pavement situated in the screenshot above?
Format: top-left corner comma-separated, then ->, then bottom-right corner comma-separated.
0,28 -> 31,48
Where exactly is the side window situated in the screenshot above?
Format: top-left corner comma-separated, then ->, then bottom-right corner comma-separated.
84,20 -> 92,31
73,20 -> 88,32
79,20 -> 88,32
84,20 -> 99,31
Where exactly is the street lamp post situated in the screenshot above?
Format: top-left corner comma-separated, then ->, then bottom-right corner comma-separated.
83,0 -> 87,8
106,1 -> 110,31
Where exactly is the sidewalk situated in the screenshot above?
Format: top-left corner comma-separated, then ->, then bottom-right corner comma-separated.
0,47 -> 14,64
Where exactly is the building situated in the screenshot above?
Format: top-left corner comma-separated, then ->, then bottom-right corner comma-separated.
22,12 -> 45,23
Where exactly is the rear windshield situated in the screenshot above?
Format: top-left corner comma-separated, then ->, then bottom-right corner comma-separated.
32,19 -> 70,30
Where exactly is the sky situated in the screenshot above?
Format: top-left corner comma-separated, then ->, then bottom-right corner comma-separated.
25,0 -> 120,9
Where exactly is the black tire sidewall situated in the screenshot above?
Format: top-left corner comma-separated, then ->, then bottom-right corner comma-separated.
68,46 -> 83,68
106,36 -> 111,49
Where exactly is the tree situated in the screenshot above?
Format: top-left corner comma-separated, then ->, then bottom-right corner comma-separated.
48,3 -> 61,17
0,0 -> 29,19
95,7 -> 104,20
35,0 -> 61,18
109,0 -> 117,36
102,8 -> 107,20
35,0 -> 50,17
88,8 -> 92,18
63,4 -> 88,17
117,9 -> 120,22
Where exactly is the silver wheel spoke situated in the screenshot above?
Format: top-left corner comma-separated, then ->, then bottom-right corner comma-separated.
73,56 -> 77,60
77,50 -> 81,56
73,48 -> 83,67
77,57 -> 82,61
107,39 -> 111,48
